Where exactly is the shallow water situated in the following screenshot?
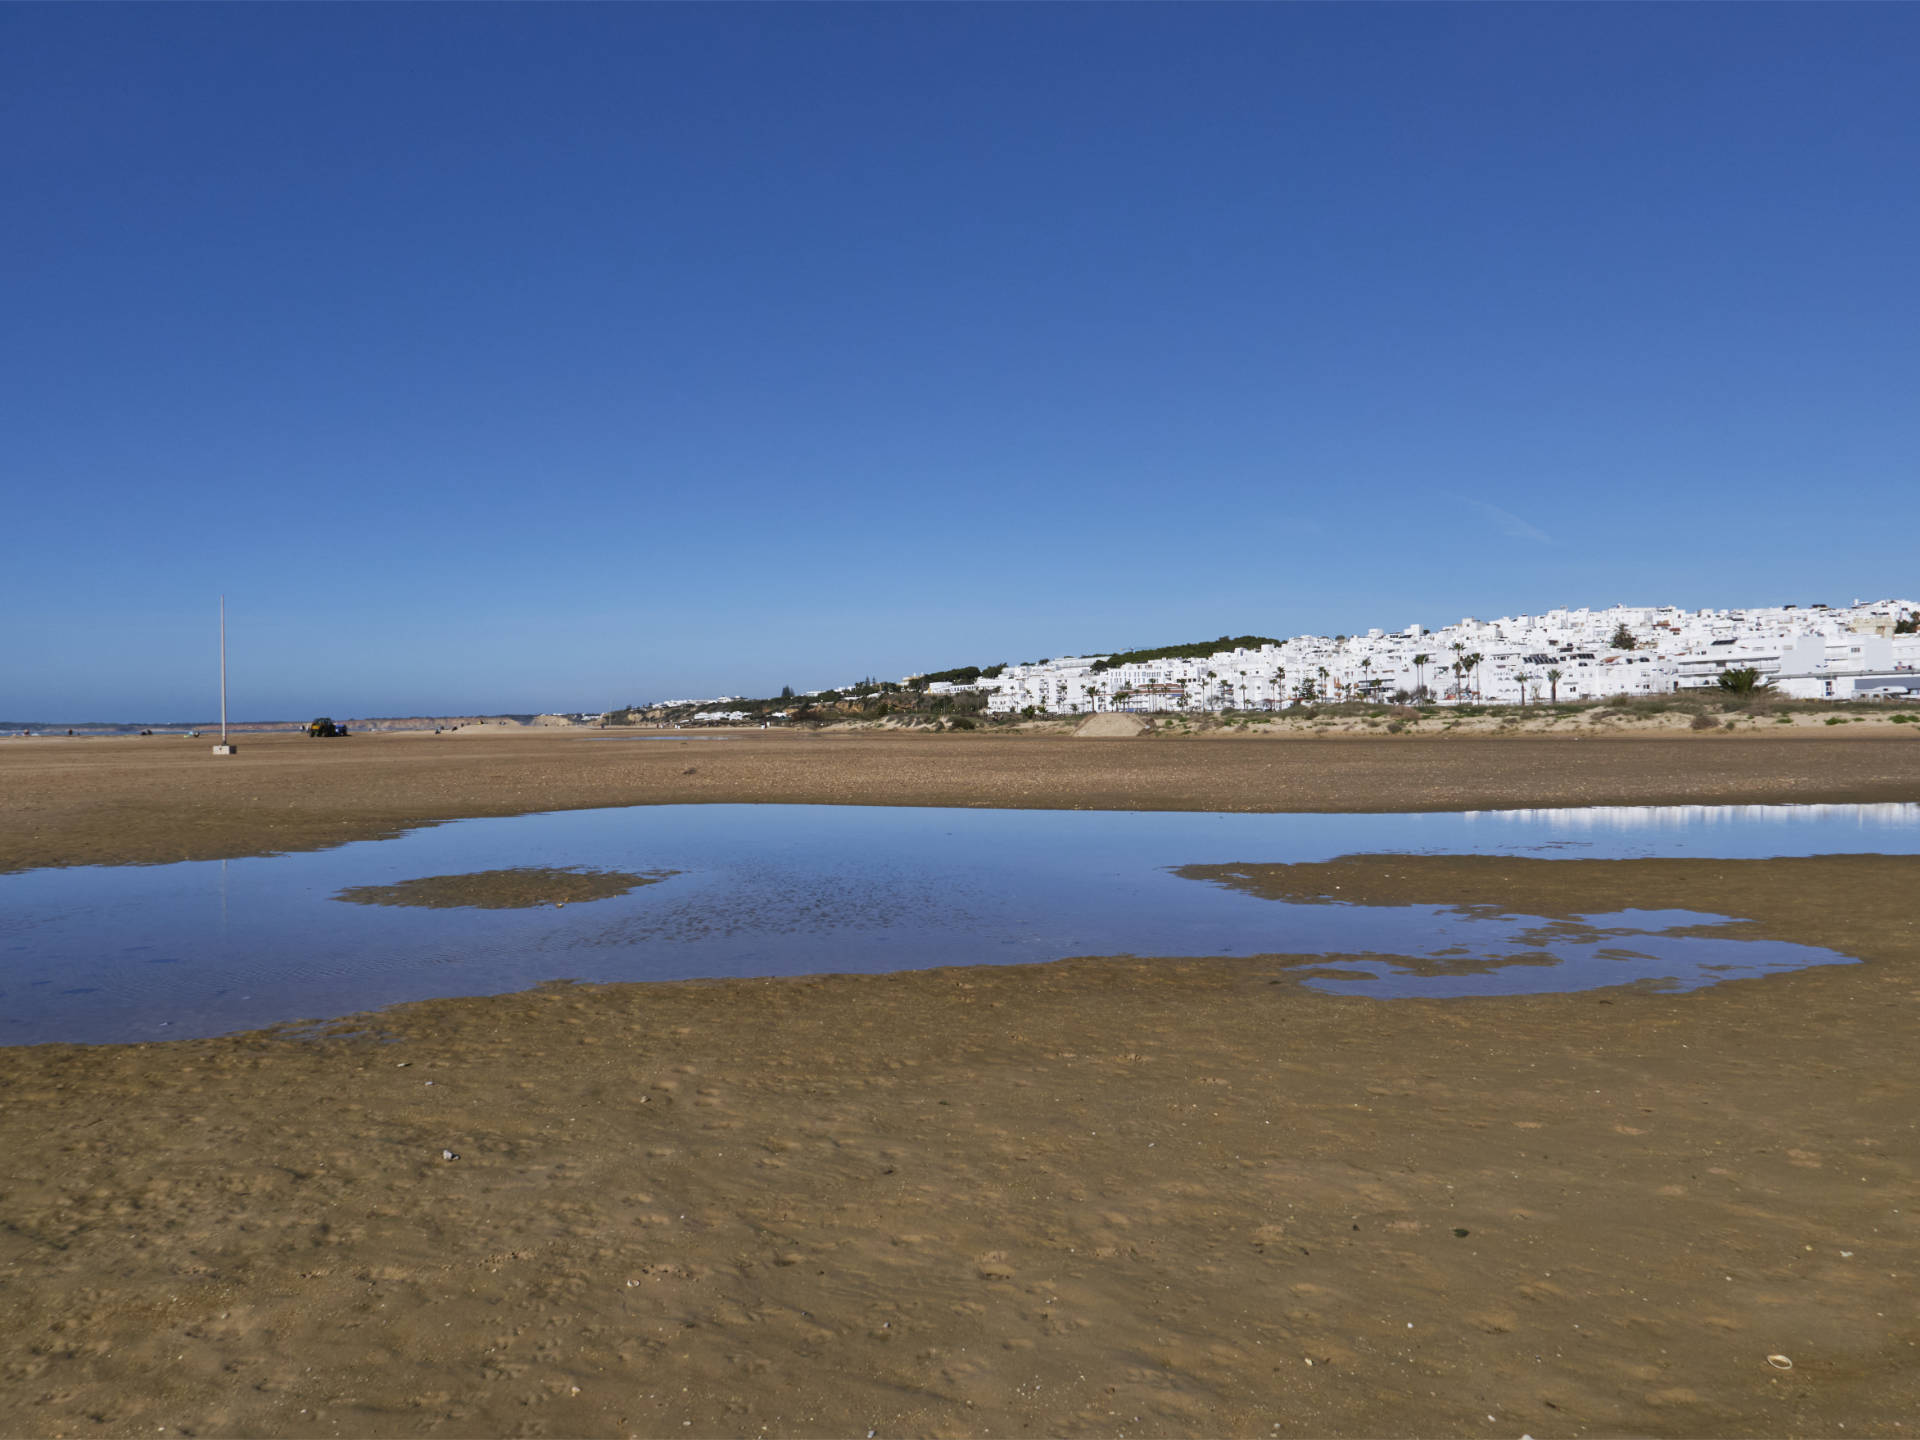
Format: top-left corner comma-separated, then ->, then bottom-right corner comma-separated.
3,802 -> 1917,1045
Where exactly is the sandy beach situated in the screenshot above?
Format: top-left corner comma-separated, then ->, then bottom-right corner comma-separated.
1,734 -> 1917,1437
3,726 -> 1916,874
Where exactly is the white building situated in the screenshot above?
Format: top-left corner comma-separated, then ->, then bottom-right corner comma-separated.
979,598 -> 1918,715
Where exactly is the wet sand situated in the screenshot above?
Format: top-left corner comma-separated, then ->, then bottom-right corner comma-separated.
2,738 -> 1918,1437
3,727 -> 1916,873
335,867 -> 669,911
1,857 -> 1916,1436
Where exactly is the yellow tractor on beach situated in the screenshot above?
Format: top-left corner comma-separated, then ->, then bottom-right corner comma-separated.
307,717 -> 348,738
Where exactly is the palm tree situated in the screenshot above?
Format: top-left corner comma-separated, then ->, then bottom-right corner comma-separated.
1412,652 -> 1431,697
1359,657 -> 1374,696
1546,667 -> 1563,704
1514,670 -> 1535,706
1465,652 -> 1484,700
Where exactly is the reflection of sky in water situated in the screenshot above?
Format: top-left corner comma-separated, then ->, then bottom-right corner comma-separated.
1467,802 -> 1920,841
1283,909 -> 1837,999
2,802 -> 1914,1045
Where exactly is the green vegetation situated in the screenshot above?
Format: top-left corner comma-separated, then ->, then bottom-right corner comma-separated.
909,664 -> 1005,689
1717,667 -> 1764,696
1089,635 -> 1280,673
1610,623 -> 1638,650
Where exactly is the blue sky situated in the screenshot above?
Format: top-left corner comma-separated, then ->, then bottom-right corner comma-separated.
5,4 -> 1915,719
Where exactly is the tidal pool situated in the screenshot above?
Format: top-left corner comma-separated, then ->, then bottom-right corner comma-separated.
3,802 -> 1917,1045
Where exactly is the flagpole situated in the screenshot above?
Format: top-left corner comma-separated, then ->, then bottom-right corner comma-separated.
220,594 -> 228,745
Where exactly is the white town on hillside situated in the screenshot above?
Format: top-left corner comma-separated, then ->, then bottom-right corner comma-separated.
948,598 -> 1918,716
644,597 -> 1920,723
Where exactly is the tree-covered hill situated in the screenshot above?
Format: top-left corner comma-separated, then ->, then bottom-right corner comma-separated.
1089,636 -> 1280,673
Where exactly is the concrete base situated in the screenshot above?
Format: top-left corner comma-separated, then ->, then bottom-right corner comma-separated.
211,744 -> 237,755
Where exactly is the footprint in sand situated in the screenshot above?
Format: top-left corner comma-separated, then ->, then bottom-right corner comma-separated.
975,1252 -> 1016,1281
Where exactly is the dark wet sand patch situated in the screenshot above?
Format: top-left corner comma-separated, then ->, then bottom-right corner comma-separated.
1174,850 -> 1915,939
334,866 -> 670,909
1172,855 -> 1900,994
